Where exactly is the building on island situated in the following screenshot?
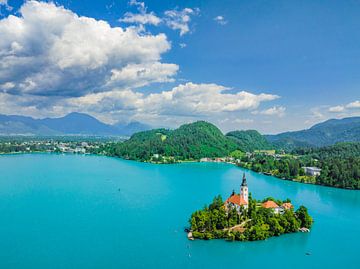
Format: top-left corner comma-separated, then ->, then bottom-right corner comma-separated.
302,166 -> 321,176
262,200 -> 283,214
282,202 -> 294,210
224,173 -> 249,212
224,173 -> 294,215
262,200 -> 294,214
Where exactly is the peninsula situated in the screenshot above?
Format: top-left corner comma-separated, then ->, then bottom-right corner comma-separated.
188,174 -> 313,241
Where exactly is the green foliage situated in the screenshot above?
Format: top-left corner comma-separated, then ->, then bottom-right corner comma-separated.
189,194 -> 312,242
229,150 -> 245,159
295,206 -> 313,229
226,130 -> 273,152
106,121 -> 238,161
237,142 -> 360,189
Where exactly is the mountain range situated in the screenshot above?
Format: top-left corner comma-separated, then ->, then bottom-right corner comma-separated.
266,116 -> 360,148
0,112 -> 359,149
0,112 -> 151,136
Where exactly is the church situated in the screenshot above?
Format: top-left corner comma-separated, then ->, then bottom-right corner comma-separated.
224,173 -> 249,212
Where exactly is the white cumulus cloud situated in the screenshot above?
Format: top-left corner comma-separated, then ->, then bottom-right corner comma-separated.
164,8 -> 200,36
119,0 -> 161,26
328,105 -> 345,113
328,100 -> 360,113
253,106 -> 286,117
0,0 -> 176,97
346,100 -> 360,109
65,82 -> 279,120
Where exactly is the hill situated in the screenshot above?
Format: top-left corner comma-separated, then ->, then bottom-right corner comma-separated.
109,121 -> 238,161
226,130 -> 273,152
113,121 -> 152,136
266,117 -> 360,149
0,112 -> 151,136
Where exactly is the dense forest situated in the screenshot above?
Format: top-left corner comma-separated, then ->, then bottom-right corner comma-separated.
226,130 -> 273,152
189,195 -> 312,241
104,121 -> 238,161
239,142 -> 360,189
294,143 -> 360,189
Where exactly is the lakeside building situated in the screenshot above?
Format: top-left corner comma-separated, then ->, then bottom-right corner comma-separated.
302,167 -> 322,176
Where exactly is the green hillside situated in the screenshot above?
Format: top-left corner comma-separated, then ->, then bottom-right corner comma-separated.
109,121 -> 238,161
226,130 -> 273,152
266,117 -> 360,149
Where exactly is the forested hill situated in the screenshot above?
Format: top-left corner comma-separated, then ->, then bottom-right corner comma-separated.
297,142 -> 360,189
266,116 -> 360,148
106,121 -> 238,161
226,130 -> 273,152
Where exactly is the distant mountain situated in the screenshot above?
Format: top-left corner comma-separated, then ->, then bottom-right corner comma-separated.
111,121 -> 238,161
113,121 -> 151,136
39,112 -> 119,135
266,117 -> 360,149
0,112 -> 151,136
226,130 -> 273,152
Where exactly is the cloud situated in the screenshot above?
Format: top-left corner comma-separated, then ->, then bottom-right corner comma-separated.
0,1 -> 176,97
234,118 -> 253,124
120,12 -> 161,25
328,100 -> 360,113
119,2 -> 199,36
214,15 -> 227,25
119,0 -> 161,25
252,106 -> 286,117
65,82 -> 279,119
164,8 -> 200,36
179,43 -> 187,48
0,1 -> 282,130
328,105 -> 345,113
346,100 -> 360,109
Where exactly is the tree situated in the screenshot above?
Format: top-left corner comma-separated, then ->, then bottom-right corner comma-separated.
296,206 -> 313,228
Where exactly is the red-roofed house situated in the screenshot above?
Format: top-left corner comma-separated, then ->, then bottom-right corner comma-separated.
282,202 -> 293,210
262,200 -> 282,214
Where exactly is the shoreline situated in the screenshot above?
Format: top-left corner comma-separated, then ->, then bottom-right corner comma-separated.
0,151 -> 358,191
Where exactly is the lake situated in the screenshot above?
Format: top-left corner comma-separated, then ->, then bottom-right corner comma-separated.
0,153 -> 359,269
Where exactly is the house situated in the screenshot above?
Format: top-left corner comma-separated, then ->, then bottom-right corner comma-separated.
224,173 -> 249,213
302,166 -> 321,176
262,200 -> 283,214
282,202 -> 293,210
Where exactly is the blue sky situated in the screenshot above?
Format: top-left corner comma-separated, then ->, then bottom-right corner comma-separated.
0,0 -> 359,133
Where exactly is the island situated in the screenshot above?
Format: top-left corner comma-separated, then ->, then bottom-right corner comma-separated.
187,174 -> 313,241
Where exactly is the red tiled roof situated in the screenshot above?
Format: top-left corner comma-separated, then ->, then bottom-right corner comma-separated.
262,200 -> 279,209
282,202 -> 293,210
225,194 -> 248,206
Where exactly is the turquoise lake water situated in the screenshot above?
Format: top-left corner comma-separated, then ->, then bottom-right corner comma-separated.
0,153 -> 359,269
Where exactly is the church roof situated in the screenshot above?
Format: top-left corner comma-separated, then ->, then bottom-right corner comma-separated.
225,194 -> 248,206
262,200 -> 279,209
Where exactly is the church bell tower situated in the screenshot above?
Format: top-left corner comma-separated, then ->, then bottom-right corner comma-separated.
240,173 -> 248,204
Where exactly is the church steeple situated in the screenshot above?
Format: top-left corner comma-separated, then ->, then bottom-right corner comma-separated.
240,173 -> 249,204
241,173 -> 247,187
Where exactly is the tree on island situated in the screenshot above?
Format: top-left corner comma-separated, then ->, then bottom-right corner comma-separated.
189,193 -> 313,241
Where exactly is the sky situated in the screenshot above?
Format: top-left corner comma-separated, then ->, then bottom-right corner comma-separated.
0,0 -> 359,134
